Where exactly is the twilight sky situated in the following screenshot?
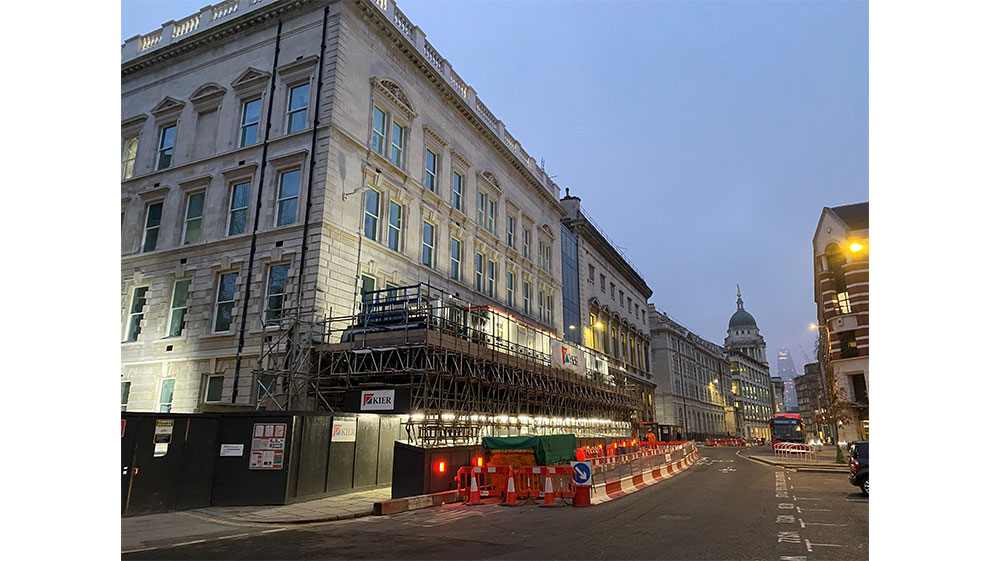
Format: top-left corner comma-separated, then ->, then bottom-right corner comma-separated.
122,0 -> 868,374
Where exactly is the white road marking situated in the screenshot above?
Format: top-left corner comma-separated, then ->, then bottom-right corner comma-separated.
809,542 -> 843,547
797,508 -> 830,512
262,528 -> 288,534
780,557 -> 807,561
122,547 -> 159,554
174,539 -> 207,547
804,522 -> 847,527
806,539 -> 813,552
776,515 -> 795,524
793,497 -> 821,501
218,533 -> 251,540
777,531 -> 801,543
778,503 -> 794,509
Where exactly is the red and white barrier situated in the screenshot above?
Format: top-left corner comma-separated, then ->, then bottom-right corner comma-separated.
592,446 -> 699,504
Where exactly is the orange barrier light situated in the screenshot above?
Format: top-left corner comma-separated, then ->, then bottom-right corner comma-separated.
437,460 -> 446,473
475,457 -> 484,467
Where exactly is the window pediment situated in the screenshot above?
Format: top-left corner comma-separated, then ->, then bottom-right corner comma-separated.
373,78 -> 416,119
151,97 -> 185,121
277,55 -> 319,84
540,223 -> 556,240
231,67 -> 271,97
451,149 -> 471,169
190,83 -> 227,112
121,114 -> 148,136
138,184 -> 170,200
178,174 -> 212,192
479,170 -> 501,194
423,125 -> 448,147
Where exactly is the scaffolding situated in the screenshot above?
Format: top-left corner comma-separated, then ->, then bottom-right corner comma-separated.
252,284 -> 637,446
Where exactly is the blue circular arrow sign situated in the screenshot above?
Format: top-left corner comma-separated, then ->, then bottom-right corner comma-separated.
571,461 -> 592,485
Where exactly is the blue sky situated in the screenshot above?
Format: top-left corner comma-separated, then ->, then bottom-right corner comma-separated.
122,0 -> 868,373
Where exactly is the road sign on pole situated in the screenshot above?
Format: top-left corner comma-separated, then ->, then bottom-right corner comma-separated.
571,460 -> 592,486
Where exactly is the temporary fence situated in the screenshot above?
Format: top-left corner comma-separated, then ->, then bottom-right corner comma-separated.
706,438 -> 747,447
772,443 -> 818,461
455,465 -> 575,504
454,465 -> 511,499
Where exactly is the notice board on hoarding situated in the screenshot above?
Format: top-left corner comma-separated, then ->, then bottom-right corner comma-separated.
249,423 -> 286,470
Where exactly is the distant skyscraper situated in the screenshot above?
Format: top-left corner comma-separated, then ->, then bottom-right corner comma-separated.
777,348 -> 799,410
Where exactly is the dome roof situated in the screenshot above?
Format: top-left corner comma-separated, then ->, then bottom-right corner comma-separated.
729,308 -> 757,329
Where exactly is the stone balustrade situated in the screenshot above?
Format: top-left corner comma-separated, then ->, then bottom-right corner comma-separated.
122,0 -> 559,199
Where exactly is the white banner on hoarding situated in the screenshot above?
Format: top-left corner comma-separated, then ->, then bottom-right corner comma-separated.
332,417 -> 357,442
360,389 -> 395,411
551,339 -> 587,376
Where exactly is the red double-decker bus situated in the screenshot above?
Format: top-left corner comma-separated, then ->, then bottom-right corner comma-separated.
769,413 -> 805,444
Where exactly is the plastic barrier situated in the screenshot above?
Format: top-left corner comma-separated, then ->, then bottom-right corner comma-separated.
514,465 -> 576,501
772,443 -> 817,461
709,438 -> 747,447
455,466 -> 511,502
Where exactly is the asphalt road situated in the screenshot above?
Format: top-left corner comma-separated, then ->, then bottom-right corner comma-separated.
124,446 -> 868,560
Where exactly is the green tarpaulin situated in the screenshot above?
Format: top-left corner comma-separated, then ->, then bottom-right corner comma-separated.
482,434 -> 577,465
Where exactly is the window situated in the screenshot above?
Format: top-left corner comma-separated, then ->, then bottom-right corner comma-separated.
125,287 -> 148,342
477,192 -> 486,228
239,98 -> 261,147
425,149 -> 437,192
214,272 -> 239,332
364,190 -> 380,240
275,170 -> 300,226
588,264 -> 595,282
487,259 -> 496,297
142,202 -> 163,252
850,373 -> 868,403
372,106 -> 387,155
610,283 -> 616,299
265,264 -> 289,325
547,293 -> 554,325
391,120 -> 405,167
120,381 -> 131,412
286,83 -> 309,134
523,229 -> 531,259
156,124 -> 176,170
523,281 -> 531,315
204,375 -> 224,403
360,274 -> 376,310
450,238 -> 462,280
834,291 -> 852,315
475,253 -> 484,292
158,378 -> 175,413
839,332 -> 858,359
183,192 -> 204,245
452,171 -> 463,211
386,201 -> 402,251
122,136 -> 138,180
167,279 -> 191,337
507,215 -> 518,250
538,289 -> 546,322
538,240 -> 552,273
619,290 -> 625,307
227,182 -> 251,236
628,297 -> 632,311
600,275 -> 606,293
422,222 -> 435,267
507,271 -> 515,307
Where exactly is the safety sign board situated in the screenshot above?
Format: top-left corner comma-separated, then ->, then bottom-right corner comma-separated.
570,460 -> 593,486
249,423 -> 286,470
331,417 -> 357,442
154,419 -> 174,444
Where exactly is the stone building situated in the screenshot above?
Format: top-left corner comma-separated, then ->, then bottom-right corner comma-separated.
121,0 -> 567,413
723,287 -> 773,440
648,308 -> 733,440
560,193 -> 655,434
771,376 -> 785,414
812,202 -> 869,442
795,362 -> 828,442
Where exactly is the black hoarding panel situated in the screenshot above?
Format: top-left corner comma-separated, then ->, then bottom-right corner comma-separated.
353,415 -> 380,488
125,416 -> 188,516
295,416 -> 331,499
376,416 -> 402,485
327,439 -> 355,491
391,441 -> 425,499
211,414 -> 293,506
175,416 -> 219,511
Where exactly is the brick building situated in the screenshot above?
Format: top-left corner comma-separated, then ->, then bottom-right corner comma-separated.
812,202 -> 869,442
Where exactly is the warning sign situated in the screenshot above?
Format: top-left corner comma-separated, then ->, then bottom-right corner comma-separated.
154,419 -> 174,444
249,423 -> 287,470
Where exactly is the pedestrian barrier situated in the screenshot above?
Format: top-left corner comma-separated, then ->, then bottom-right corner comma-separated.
706,438 -> 747,447
772,443 -> 817,461
514,465 -> 577,502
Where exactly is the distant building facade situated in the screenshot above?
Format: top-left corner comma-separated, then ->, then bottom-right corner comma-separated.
813,203 -> 869,442
795,362 -> 828,442
724,287 -> 773,440
560,193 -> 655,433
771,377 -> 786,414
776,348 -> 799,410
648,307 -> 733,440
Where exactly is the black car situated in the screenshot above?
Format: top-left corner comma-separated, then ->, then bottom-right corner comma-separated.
848,441 -> 869,496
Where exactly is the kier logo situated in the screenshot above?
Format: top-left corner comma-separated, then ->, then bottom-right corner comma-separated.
360,389 -> 395,411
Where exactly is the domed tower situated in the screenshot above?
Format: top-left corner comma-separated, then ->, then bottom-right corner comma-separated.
724,285 -> 766,362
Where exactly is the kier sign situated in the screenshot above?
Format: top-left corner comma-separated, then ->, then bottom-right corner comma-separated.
360,389 -> 395,411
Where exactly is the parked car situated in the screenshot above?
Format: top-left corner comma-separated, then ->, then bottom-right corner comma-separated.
848,441 -> 869,496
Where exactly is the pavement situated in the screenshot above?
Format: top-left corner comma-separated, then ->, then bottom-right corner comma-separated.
736,444 -> 850,472
122,446 -> 868,560
122,487 -> 391,554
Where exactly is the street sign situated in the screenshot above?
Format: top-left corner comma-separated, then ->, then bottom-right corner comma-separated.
570,460 -> 592,486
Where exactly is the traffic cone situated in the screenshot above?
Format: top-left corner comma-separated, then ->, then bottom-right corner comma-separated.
501,469 -> 519,506
539,476 -> 558,508
572,484 -> 592,507
465,472 -> 483,505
